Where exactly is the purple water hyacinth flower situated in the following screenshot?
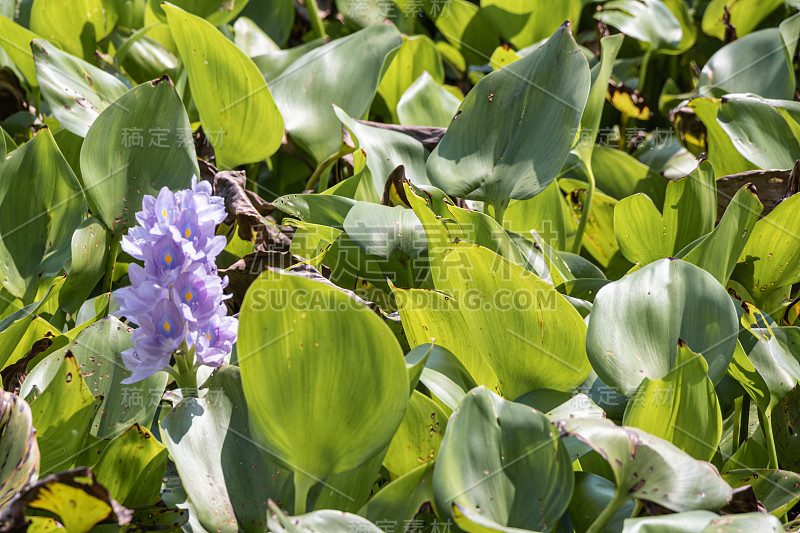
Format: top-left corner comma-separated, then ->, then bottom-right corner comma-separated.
114,176 -> 238,383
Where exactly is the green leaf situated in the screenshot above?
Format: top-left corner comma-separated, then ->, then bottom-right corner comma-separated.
595,0 -> 695,55
161,366 -> 293,532
407,344 -> 476,412
150,0 -> 250,25
250,38 -> 326,82
269,24 -> 402,166
239,270 -> 408,509
0,128 -> 85,303
434,386 -> 573,530
399,241 -> 591,398
623,340 -> 723,461
614,193 -> 669,266
584,147 -> 667,205
562,180 -> 625,272
662,160 -> 717,254
343,203 -> 427,265
30,0 -> 118,59
558,418 -> 732,511
0,15 -> 41,86
587,258 -> 739,396
22,316 -> 168,439
723,469 -> 800,516
717,94 -> 800,170
273,193 -> 356,230
32,39 -> 130,138
481,0 -> 581,50
334,106 -> 430,196
58,218 -> 109,316
109,28 -> 179,84
621,511 -> 728,533
701,0 -> 784,40
267,501 -> 383,533
377,34 -> 444,122
0,390 -> 39,508
359,462 -> 435,528
397,72 -> 461,128
568,472 -> 635,533
91,424 -> 167,508
699,25 -> 798,101
80,76 -> 197,237
681,184 -> 763,285
731,192 -> 800,310
687,98 -> 758,178
505,180 -> 575,251
30,353 -> 100,476
426,24 -> 590,210
383,390 -> 445,478
422,0 -> 499,66
163,3 -> 283,168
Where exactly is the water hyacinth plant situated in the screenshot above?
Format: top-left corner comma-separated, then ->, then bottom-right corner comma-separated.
5,1 -> 800,532
114,177 -> 237,386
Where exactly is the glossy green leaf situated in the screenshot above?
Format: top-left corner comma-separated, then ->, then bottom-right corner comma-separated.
408,344 -> 476,412
595,0 -> 695,55
267,501 -> 383,533
30,0 -> 117,58
383,390 -> 445,478
688,98 -> 758,178
505,180 -> 575,251
434,386 -> 574,530
377,34 -> 443,122
0,390 -> 39,508
623,341 -> 723,461
334,106 -> 430,195
558,418 -> 732,511
30,353 -> 100,475
717,94 -> 800,170
80,76 -> 197,236
91,424 -> 167,508
614,193 -> 669,265
22,316 -> 168,439
621,511 -> 731,533
274,193 -> 356,230
699,23 -> 799,101
0,15 -> 41,86
426,24 -> 590,210
422,0 -> 499,66
239,270 -> 408,510
269,24 -> 402,166
681,184 -> 763,284
0,128 -> 85,303
731,192 -> 800,310
164,3 -> 282,168
161,366 -> 293,532
397,72 -> 461,128
587,258 -> 739,396
359,462 -> 435,528
662,160 -> 717,254
399,241 -> 591,398
151,0 -> 249,25
109,28 -> 178,84
343,203 -> 426,264
568,472 -> 635,533
32,39 -> 130,138
251,38 -> 326,83
58,218 -> 109,316
481,0 -> 581,50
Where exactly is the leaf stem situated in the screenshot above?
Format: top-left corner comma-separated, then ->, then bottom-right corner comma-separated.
114,22 -> 160,64
304,0 -> 327,39
306,151 -> 341,192
102,237 -> 121,315
485,202 -> 507,226
173,342 -> 198,394
586,491 -> 628,533
731,396 -> 742,454
571,162 -> 595,255
738,394 -> 750,449
293,470 -> 316,515
758,407 -> 780,469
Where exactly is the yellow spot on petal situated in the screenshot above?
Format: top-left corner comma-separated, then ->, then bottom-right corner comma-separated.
186,291 -> 193,302
164,320 -> 170,332
162,209 -> 167,218
165,253 -> 172,264
206,332 -> 211,340
185,228 -> 191,238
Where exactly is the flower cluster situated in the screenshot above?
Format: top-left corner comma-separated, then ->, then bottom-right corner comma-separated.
114,177 -> 237,383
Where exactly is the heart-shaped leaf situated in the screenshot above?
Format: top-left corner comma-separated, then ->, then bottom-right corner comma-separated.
163,3 -> 283,168
426,24 -> 590,214
80,76 -> 197,237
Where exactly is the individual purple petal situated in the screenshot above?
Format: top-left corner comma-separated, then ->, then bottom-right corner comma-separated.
195,313 -> 237,367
